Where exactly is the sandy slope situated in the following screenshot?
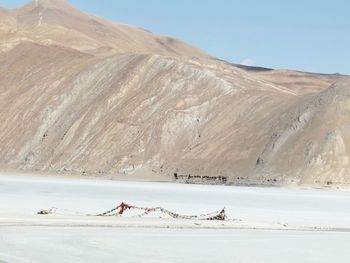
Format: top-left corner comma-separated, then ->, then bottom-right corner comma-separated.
1,174 -> 350,262
0,0 -> 208,57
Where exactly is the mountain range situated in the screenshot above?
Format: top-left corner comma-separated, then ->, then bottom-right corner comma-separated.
0,0 -> 349,185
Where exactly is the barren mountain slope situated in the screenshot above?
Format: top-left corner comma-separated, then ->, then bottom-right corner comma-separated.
235,64 -> 344,95
0,0 -> 349,186
0,42 -> 298,180
0,0 -> 208,57
254,70 -> 343,95
255,78 -> 350,185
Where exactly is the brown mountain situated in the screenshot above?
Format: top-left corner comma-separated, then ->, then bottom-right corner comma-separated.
0,0 -> 349,185
1,0 -> 208,57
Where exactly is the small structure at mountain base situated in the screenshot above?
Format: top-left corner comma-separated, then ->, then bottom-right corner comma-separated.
174,173 -> 228,185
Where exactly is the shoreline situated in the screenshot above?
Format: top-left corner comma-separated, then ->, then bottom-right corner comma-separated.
1,170 -> 349,191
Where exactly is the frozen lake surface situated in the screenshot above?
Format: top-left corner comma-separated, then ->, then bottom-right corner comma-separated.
1,174 -> 350,262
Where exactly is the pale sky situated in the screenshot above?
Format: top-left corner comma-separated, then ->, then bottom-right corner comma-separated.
2,0 -> 349,74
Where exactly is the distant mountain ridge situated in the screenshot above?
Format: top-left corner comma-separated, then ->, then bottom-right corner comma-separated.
0,0 -> 209,57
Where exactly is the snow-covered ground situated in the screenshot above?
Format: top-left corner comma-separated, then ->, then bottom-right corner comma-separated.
1,174 -> 350,262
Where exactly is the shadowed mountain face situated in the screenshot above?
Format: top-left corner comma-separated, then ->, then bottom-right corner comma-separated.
0,0 -> 349,185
